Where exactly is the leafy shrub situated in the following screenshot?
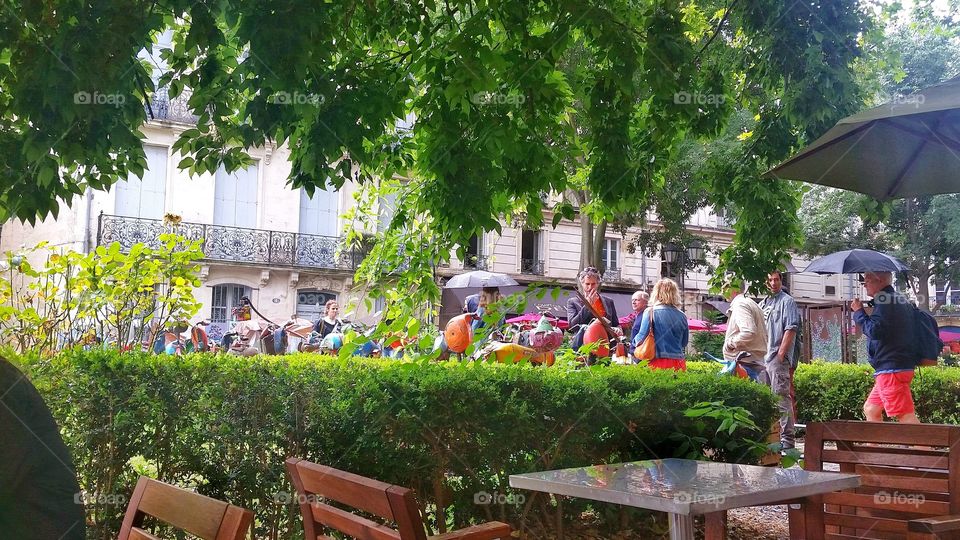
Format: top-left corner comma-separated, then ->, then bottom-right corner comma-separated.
15,350 -> 777,539
791,362 -> 960,424
690,331 -> 725,358
1,236 -> 203,355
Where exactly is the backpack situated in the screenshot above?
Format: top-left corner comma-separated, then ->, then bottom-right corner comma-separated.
913,307 -> 944,367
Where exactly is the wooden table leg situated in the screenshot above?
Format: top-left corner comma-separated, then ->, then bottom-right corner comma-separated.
669,513 -> 695,540
704,511 -> 728,540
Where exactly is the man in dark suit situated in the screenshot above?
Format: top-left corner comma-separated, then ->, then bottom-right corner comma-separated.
567,267 -> 618,362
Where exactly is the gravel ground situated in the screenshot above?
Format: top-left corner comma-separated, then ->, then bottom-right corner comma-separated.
722,505 -> 790,539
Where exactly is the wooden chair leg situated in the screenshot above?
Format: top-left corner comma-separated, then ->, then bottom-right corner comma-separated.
704,511 -> 727,540
788,503 -> 806,540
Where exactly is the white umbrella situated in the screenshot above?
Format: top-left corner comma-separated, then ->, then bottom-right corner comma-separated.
444,270 -> 519,289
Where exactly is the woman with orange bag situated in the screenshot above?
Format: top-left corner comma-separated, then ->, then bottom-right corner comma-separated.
632,278 -> 689,371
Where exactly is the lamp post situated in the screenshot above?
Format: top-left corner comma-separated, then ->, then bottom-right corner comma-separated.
662,241 -> 705,311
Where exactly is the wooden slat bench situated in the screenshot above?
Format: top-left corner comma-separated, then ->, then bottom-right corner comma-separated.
285,458 -> 512,540
706,421 -> 960,540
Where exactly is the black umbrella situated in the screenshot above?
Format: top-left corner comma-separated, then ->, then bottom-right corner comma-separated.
803,249 -> 909,274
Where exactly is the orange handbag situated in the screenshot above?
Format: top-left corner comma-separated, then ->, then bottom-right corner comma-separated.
633,308 -> 656,361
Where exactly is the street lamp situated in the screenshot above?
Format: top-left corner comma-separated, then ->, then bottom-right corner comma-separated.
662,240 -> 705,311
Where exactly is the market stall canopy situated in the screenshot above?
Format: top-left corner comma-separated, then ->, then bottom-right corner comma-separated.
767,76 -> 960,200
505,313 -> 570,330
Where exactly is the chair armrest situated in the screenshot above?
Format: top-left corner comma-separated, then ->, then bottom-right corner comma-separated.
428,521 -> 512,540
909,514 -> 960,534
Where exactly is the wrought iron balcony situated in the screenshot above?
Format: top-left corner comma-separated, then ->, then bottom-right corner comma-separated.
144,85 -> 198,124
97,213 -> 364,271
464,255 -> 490,271
520,258 -> 544,275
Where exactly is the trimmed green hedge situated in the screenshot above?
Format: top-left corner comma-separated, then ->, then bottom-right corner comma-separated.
15,350 -> 777,539
793,362 -> 960,424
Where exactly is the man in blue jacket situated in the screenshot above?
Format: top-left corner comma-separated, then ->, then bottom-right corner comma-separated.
851,271 -> 920,423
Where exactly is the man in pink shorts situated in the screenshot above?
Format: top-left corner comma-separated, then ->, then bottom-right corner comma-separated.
851,272 -> 919,423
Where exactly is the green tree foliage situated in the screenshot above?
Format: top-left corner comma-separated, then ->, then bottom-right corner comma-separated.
2,0 -> 870,294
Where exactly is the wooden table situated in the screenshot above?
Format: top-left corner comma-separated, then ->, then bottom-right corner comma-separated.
509,458 -> 859,540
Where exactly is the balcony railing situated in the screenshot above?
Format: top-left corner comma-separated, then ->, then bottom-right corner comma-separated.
464,255 -> 490,271
603,269 -> 621,282
144,86 -> 198,124
97,213 -> 364,271
520,258 -> 544,276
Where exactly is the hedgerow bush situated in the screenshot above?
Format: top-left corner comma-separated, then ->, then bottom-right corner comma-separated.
14,350 -> 777,539
793,361 -> 960,424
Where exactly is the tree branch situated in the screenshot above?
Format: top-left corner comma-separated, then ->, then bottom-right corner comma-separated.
695,0 -> 740,63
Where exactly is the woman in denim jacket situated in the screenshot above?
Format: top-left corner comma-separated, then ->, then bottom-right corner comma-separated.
632,278 -> 690,371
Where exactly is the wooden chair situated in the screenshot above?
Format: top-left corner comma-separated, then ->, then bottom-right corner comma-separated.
118,476 -> 253,540
285,457 -> 512,540
789,421 -> 960,540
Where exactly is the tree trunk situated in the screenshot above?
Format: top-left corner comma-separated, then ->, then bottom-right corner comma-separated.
580,211 -> 593,270
593,220 -> 607,271
916,267 -> 932,312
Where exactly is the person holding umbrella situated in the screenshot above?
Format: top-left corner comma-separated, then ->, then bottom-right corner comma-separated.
852,272 -> 920,423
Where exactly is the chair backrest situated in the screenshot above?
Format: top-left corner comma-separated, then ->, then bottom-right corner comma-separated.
118,476 -> 253,540
285,457 -> 428,540
799,421 -> 960,540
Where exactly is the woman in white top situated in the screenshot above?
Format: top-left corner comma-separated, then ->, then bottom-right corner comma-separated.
313,300 -> 343,339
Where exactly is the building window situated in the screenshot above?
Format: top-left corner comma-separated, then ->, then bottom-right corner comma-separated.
464,235 -> 486,269
601,238 -> 620,273
299,186 -> 339,236
211,284 -> 252,323
214,162 -> 259,228
520,230 -> 543,274
296,289 -> 338,321
936,281 -> 950,305
825,285 -> 836,296
377,193 -> 398,233
114,145 -> 168,219
714,206 -> 733,228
